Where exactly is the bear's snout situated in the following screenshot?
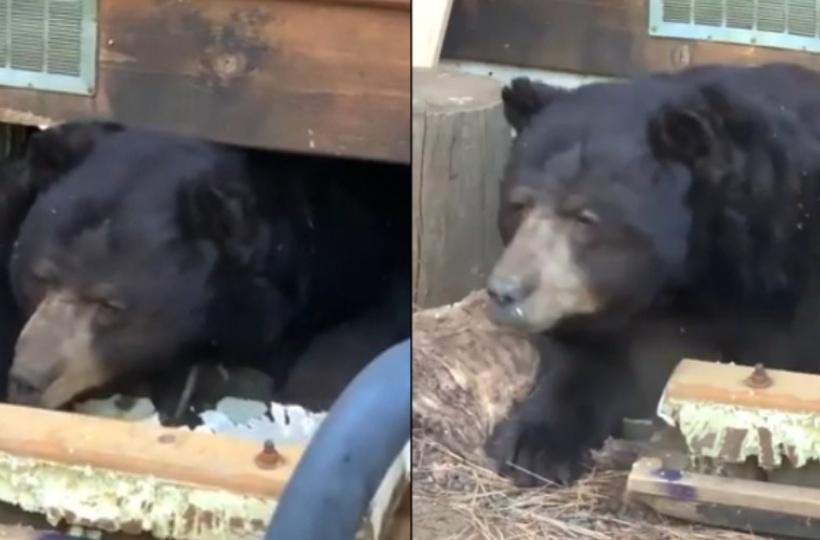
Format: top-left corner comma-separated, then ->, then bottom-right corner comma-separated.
487,273 -> 537,308
7,365 -> 52,406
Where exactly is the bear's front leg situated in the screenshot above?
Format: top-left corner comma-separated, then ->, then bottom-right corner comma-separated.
484,336 -> 632,487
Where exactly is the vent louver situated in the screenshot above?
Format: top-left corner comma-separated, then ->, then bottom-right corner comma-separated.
0,0 -> 96,96
649,0 -> 820,53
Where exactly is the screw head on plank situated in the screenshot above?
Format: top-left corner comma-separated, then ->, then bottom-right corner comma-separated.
744,363 -> 773,389
255,439 -> 284,469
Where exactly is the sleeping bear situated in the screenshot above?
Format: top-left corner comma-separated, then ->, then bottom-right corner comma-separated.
484,63 -> 820,486
5,122 -> 409,409
0,121 -> 124,400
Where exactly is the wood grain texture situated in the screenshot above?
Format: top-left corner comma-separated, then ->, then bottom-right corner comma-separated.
665,359 -> 820,415
442,0 -> 820,78
0,0 -> 410,163
412,290 -> 538,464
412,67 -> 509,308
627,456 -> 820,537
0,403 -> 302,499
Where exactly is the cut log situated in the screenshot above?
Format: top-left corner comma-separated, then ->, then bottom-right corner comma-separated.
412,67 -> 511,308
411,290 -> 538,465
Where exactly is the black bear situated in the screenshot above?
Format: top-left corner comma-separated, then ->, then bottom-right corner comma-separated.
6,122 -> 409,409
0,121 -> 124,400
484,63 -> 820,486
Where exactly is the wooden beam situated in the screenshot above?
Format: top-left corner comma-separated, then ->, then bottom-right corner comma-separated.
293,0 -> 410,10
0,403 -> 301,499
412,0 -> 454,68
0,0 -> 410,163
626,456 -> 820,538
664,359 -> 820,415
442,0 -> 820,78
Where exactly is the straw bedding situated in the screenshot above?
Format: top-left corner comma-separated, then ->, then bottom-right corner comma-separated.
411,292 -> 764,540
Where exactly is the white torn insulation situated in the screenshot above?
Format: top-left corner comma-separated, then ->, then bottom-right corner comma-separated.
194,399 -> 328,447
72,394 -> 328,447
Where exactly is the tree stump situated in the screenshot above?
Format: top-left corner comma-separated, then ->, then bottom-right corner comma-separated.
412,67 -> 511,308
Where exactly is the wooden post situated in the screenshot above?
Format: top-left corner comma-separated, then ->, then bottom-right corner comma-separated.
412,67 -> 511,308
411,0 -> 453,68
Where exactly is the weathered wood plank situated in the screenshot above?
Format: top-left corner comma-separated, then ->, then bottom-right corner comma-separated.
442,0 -> 820,78
627,457 -> 820,538
663,359 -> 820,415
0,0 -> 410,163
0,402 -> 301,498
412,0 -> 454,68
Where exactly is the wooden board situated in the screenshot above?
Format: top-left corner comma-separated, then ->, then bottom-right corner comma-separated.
627,456 -> 820,538
0,0 -> 410,164
0,403 -> 301,499
441,0 -> 820,78
412,0 -> 454,68
665,359 -> 820,415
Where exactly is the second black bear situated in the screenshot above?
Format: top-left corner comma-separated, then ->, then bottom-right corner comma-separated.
485,63 -> 820,486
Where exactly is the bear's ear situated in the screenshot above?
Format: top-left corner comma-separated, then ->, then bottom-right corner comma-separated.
26,121 -> 124,186
647,98 -> 716,165
502,77 -> 566,132
647,85 -> 757,166
177,176 -> 260,266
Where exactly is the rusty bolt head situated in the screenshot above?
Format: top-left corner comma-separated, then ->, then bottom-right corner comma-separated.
744,363 -> 773,389
255,439 -> 283,469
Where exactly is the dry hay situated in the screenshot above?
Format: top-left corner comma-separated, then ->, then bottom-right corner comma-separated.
412,292 -> 766,540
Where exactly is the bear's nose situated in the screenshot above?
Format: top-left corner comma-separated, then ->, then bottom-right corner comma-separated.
487,274 -> 536,307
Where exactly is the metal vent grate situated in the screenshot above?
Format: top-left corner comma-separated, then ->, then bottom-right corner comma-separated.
649,0 -> 820,53
0,0 -> 96,96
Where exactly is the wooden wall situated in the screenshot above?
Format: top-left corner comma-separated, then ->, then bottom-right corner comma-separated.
442,0 -> 820,78
0,0 -> 411,164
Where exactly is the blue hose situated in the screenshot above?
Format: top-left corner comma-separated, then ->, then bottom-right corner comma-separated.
264,338 -> 411,540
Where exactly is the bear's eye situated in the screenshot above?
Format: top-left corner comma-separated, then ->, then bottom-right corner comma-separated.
507,186 -> 535,215
509,200 -> 532,216
96,300 -> 125,325
573,209 -> 600,226
31,264 -> 58,285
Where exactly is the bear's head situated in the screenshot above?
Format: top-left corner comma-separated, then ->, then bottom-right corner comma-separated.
487,76 -> 817,335
6,127 -> 277,408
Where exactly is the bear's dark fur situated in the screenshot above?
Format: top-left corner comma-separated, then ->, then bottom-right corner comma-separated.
6,122 -> 409,409
485,63 -> 820,486
0,121 -> 124,400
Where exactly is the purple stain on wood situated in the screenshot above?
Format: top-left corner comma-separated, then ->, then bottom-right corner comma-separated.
653,467 -> 683,481
652,467 -> 697,500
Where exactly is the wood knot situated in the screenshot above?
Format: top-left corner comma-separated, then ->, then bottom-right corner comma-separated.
202,49 -> 249,86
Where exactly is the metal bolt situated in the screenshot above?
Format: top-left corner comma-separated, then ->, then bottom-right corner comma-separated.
255,439 -> 283,469
745,363 -> 773,389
